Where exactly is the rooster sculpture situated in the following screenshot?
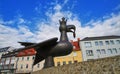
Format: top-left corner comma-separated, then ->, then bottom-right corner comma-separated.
5,17 -> 76,68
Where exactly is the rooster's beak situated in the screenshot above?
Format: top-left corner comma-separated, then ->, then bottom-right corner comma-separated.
67,25 -> 76,38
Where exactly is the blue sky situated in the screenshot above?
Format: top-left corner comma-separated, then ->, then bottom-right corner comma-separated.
0,0 -> 120,47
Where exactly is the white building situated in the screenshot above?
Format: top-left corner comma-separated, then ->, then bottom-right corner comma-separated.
16,55 -> 45,73
80,35 -> 120,61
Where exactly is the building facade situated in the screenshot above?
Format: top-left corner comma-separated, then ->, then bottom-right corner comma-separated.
54,38 -> 83,66
80,35 -> 120,61
15,48 -> 45,74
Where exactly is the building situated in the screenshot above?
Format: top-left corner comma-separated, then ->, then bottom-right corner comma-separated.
54,38 -> 83,66
80,35 -> 120,61
0,47 -> 45,74
15,48 -> 45,74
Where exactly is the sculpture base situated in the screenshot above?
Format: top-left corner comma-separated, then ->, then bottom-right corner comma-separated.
43,56 -> 54,68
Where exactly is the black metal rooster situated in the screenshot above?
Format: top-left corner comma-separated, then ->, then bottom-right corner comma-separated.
33,17 -> 76,66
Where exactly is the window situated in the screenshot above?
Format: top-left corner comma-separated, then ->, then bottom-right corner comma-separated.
32,56 -> 35,60
21,65 -> 23,69
105,41 -> 110,45
110,40 -> 114,45
97,49 -> 101,54
74,60 -> 78,63
86,50 -> 93,56
95,41 -> 98,46
12,64 -> 14,67
27,57 -> 29,60
26,64 -> 28,68
113,48 -> 117,53
73,52 -> 77,56
85,42 -> 92,48
116,40 -> 120,44
99,41 -> 103,46
11,64 -> 14,68
63,61 -> 66,65
37,64 -> 40,68
57,62 -> 60,66
17,58 -> 19,61
22,57 -> 24,60
108,49 -> 112,54
101,49 -> 106,54
68,61 -> 72,64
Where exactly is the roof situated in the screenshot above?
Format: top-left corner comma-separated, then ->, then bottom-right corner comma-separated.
16,48 -> 36,57
71,38 -> 80,51
81,35 -> 120,41
0,47 -> 10,52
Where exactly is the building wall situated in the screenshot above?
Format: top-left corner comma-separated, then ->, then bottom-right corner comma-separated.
15,55 -> 45,73
80,38 -> 120,61
54,50 -> 82,66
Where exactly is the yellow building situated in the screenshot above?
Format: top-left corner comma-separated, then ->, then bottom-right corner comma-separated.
54,38 -> 83,66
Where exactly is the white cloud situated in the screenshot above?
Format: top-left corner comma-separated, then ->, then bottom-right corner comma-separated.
54,4 -> 61,12
37,3 -> 120,41
0,19 -> 15,25
0,23 -> 36,48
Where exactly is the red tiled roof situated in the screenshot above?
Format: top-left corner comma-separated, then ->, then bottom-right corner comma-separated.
16,48 -> 36,57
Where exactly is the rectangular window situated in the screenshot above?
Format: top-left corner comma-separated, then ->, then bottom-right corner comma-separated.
116,40 -> 120,44
85,42 -> 92,48
63,61 -> 66,65
113,48 -> 117,53
99,41 -> 103,46
101,49 -> 106,54
21,65 -> 23,69
95,41 -> 98,46
108,49 -> 112,54
86,50 -> 93,56
17,58 -> 19,61
26,64 -> 28,68
97,49 -> 101,54
57,62 -> 60,66
105,41 -> 110,45
110,40 -> 114,45
27,57 -> 29,61
68,61 -> 72,64
22,57 -> 24,60
32,56 -> 35,60
74,60 -> 78,63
